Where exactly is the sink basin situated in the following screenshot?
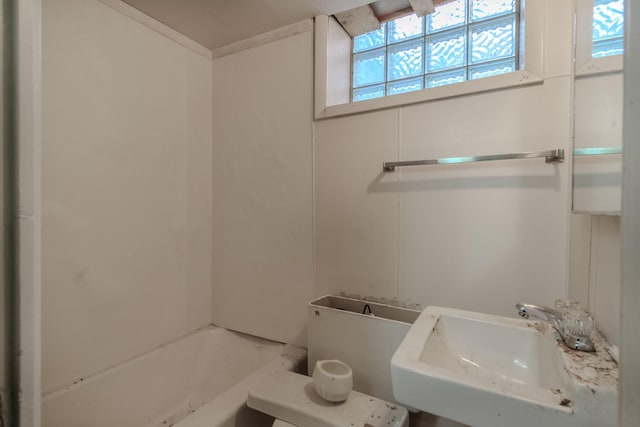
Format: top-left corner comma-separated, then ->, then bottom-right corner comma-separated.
391,306 -> 618,427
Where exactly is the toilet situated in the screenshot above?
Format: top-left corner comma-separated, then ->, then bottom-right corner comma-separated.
247,296 -> 417,427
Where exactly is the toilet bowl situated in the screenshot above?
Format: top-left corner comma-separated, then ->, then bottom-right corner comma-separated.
247,370 -> 409,427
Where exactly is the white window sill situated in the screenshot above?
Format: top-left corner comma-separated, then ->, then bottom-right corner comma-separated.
317,70 -> 543,120
576,55 -> 623,77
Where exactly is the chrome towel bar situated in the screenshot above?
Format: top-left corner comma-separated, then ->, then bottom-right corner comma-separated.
382,149 -> 565,172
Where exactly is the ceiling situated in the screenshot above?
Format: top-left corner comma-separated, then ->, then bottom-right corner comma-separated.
122,0 -> 410,51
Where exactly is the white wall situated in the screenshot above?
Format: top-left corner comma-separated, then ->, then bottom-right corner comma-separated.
16,1 -> 43,425
315,82 -> 572,315
211,28 -> 314,346
569,214 -> 621,346
207,1 -> 576,344
42,0 -> 213,393
315,1 -> 574,316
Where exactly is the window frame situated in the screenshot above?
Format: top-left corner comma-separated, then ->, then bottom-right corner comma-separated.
350,3 -> 523,103
575,0 -> 624,76
314,0 -> 545,120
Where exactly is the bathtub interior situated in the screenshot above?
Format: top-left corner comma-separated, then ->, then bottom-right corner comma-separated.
42,326 -> 302,427
184,328 -> 284,407
173,348 -> 306,427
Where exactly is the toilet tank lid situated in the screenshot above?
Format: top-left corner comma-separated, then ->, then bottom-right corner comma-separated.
247,371 -> 409,427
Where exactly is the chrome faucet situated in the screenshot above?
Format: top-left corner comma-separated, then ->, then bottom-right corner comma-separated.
516,303 -> 595,352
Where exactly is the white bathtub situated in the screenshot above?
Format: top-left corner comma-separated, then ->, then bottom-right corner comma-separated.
42,326 -> 306,427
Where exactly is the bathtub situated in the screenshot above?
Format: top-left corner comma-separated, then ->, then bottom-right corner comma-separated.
42,326 -> 306,427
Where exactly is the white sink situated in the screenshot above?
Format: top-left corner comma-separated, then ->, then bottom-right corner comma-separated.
391,307 -> 618,427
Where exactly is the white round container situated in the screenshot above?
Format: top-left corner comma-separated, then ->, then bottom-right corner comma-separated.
312,359 -> 353,402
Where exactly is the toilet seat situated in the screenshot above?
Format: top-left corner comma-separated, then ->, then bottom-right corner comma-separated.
248,370 -> 409,427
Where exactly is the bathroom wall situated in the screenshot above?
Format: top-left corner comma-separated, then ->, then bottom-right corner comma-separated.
42,0 -> 213,393
314,79 -> 572,316
210,0 -> 575,345
314,0 -> 574,317
569,214 -> 621,347
211,26 -> 314,346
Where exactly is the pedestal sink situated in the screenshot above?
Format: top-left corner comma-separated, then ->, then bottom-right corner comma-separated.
390,307 -> 617,427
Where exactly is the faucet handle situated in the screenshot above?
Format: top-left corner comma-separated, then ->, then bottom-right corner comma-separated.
563,310 -> 595,338
554,298 -> 581,312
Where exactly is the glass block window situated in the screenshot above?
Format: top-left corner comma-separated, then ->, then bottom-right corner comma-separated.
352,0 -> 522,102
592,0 -> 624,58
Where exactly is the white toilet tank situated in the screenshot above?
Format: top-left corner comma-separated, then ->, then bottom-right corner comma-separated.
307,296 -> 420,404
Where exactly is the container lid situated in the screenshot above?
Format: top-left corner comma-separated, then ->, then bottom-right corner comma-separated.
248,371 -> 409,427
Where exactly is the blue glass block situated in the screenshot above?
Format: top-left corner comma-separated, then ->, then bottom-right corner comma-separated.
387,77 -> 423,96
469,58 -> 515,80
426,68 -> 466,88
470,16 -> 515,64
353,48 -> 385,88
388,14 -> 424,43
593,0 -> 624,42
427,0 -> 466,33
471,0 -> 515,21
354,24 -> 386,53
388,39 -> 424,81
593,37 -> 624,57
426,29 -> 466,72
353,84 -> 385,102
